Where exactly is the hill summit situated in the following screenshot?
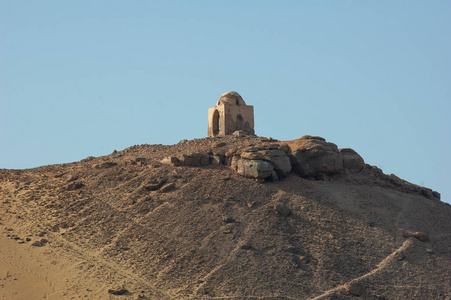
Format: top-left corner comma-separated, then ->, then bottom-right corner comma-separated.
0,134 -> 450,300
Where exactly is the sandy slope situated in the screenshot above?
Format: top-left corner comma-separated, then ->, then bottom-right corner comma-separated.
0,135 -> 450,299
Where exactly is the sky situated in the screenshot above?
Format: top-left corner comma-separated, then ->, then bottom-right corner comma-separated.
1,1 -> 450,204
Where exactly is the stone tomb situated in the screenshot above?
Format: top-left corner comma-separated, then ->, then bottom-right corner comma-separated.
207,91 -> 255,137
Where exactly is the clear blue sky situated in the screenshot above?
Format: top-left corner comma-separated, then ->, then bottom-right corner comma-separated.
1,1 -> 450,204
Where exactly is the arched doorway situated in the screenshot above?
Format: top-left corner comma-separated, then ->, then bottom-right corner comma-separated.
212,110 -> 220,136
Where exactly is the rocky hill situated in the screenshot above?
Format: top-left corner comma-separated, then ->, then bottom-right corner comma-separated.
0,135 -> 450,300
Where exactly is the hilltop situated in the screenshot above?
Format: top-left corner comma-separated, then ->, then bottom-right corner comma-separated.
0,135 -> 450,300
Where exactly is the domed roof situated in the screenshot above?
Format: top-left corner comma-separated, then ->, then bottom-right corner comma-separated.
217,91 -> 246,106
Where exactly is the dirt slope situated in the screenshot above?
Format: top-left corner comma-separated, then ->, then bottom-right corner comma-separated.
0,135 -> 450,300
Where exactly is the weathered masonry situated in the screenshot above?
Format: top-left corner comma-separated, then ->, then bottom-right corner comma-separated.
208,91 -> 255,137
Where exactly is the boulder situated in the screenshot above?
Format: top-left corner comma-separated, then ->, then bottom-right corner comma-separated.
339,148 -> 364,172
233,158 -> 274,179
160,156 -> 181,167
289,136 -> 343,177
264,150 -> 292,178
274,202 -> 291,217
181,153 -> 210,167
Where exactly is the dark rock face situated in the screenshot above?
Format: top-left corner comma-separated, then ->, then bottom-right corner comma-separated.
340,148 -> 365,172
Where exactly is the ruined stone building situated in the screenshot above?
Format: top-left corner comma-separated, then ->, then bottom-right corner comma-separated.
208,91 -> 255,137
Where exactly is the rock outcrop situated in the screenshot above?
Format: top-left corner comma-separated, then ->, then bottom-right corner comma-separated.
232,157 -> 274,179
230,145 -> 292,180
156,135 -> 440,201
287,136 -> 343,178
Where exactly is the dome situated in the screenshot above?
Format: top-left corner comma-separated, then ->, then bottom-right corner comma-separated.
217,91 -> 246,106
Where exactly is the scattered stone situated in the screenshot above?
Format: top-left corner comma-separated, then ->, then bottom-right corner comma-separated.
66,174 -> 78,182
223,216 -> 234,223
403,231 -> 429,242
92,162 -> 116,169
135,157 -> 146,163
344,282 -> 361,296
394,252 -> 405,261
50,172 -> 65,178
275,202 -> 291,217
66,182 -> 84,191
225,196 -> 236,202
108,287 -> 128,295
247,202 -> 255,208
283,246 -> 301,254
298,255 -> 310,263
145,179 -> 167,191
26,237 -> 31,242
211,142 -> 227,148
222,226 -> 232,234
289,260 -> 300,268
159,183 -> 176,193
82,156 -> 95,162
426,248 -> 434,254
60,222 -> 69,229
31,241 -> 43,247
240,244 -> 252,250
40,238 -> 48,244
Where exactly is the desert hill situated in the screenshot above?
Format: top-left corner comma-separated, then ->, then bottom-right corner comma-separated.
0,135 -> 450,300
